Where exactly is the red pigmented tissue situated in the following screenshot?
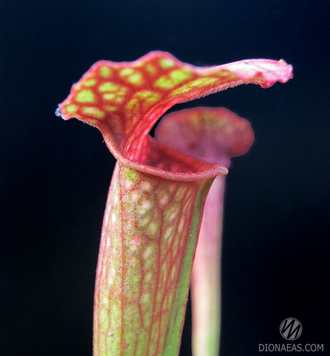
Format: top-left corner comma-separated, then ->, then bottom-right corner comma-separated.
58,52 -> 292,356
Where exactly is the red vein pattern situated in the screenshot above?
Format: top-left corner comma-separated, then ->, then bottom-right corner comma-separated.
57,52 -> 293,356
58,51 -> 292,169
94,163 -> 213,355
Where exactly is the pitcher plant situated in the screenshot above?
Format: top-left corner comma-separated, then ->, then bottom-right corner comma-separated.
56,51 -> 293,356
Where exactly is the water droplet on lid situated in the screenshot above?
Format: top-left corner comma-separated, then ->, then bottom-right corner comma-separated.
55,107 -> 62,118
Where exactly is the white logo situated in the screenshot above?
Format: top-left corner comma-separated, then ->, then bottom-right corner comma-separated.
259,318 -> 324,352
279,317 -> 303,341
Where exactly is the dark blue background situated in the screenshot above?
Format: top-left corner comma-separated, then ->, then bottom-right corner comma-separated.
1,0 -> 330,355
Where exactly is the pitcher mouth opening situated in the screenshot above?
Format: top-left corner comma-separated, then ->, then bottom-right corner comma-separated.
106,134 -> 228,182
